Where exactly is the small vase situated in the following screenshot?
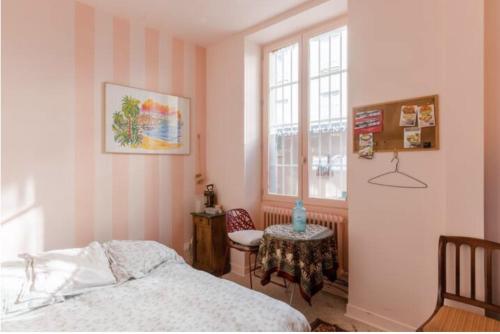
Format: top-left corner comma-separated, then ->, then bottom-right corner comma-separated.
292,200 -> 307,232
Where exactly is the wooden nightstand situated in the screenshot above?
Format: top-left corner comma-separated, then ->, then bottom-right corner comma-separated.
191,212 -> 230,276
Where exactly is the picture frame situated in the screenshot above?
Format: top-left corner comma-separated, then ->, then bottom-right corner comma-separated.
104,83 -> 190,155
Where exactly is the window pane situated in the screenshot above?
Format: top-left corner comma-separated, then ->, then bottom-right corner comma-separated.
292,45 -> 299,82
309,79 -> 319,122
330,32 -> 341,71
308,26 -> 347,200
268,43 -> 299,196
309,39 -> 319,78
292,83 -> 299,124
283,47 -> 291,84
319,36 -> 329,75
269,52 -> 276,87
341,28 -> 348,71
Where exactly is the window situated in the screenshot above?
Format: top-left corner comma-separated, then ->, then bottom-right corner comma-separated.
263,23 -> 347,205
308,27 -> 347,200
267,43 -> 299,196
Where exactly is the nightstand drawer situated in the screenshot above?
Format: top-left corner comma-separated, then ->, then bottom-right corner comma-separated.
194,216 -> 209,226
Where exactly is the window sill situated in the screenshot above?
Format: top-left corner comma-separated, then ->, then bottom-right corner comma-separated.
261,195 -> 348,213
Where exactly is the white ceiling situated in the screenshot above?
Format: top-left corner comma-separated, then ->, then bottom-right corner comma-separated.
79,0 -> 310,46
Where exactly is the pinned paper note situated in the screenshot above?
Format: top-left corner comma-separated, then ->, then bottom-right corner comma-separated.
417,104 -> 435,128
354,109 -> 383,134
404,127 -> 421,148
400,105 -> 417,126
358,133 -> 374,159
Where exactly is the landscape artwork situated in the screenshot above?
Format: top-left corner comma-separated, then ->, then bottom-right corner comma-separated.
105,83 -> 190,154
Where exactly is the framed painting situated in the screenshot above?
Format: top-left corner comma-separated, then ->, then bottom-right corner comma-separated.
105,83 -> 190,155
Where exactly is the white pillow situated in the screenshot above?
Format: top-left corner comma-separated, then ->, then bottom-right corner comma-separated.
228,230 -> 264,246
102,240 -> 184,283
19,242 -> 116,301
1,260 -> 26,308
0,259 -> 57,315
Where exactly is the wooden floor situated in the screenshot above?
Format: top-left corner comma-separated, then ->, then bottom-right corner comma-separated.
223,272 -> 378,332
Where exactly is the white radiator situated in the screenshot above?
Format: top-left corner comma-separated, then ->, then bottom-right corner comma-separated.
261,205 -> 348,278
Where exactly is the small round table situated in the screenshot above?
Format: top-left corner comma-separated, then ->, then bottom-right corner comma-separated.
257,224 -> 338,305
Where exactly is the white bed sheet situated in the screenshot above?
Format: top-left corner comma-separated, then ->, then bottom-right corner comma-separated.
1,260 -> 309,332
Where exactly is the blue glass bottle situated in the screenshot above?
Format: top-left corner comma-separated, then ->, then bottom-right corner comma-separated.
292,200 -> 307,232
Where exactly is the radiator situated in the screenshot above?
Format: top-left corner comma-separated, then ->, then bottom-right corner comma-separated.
261,205 -> 349,278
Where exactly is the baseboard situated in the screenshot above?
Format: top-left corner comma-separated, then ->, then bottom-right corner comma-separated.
322,280 -> 348,300
345,303 -> 416,332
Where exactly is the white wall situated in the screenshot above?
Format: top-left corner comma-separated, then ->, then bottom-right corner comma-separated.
346,0 -> 484,330
206,0 -> 489,320
206,36 -> 262,218
244,40 -> 262,224
206,34 -> 242,273
207,35 -> 262,274
206,35 -> 246,211
441,0 -> 484,237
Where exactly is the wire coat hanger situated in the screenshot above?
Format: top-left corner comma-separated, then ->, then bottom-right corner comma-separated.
368,150 -> 428,189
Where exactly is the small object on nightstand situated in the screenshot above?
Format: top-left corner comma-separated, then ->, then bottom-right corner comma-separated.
204,206 -> 223,215
203,184 -> 216,207
191,212 -> 229,276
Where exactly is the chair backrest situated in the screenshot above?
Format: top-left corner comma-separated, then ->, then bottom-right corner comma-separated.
437,235 -> 500,314
225,208 -> 256,233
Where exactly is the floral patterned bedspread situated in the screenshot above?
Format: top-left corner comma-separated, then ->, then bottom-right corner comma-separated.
2,261 -> 309,332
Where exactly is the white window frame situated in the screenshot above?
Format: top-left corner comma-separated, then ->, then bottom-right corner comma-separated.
262,34 -> 302,203
262,17 -> 348,209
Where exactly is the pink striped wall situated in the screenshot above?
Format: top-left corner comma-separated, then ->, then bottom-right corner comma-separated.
144,28 -> 160,241
1,0 -> 206,259
74,2 -> 95,246
170,38 -> 186,254
111,17 -> 131,241
195,46 -> 207,196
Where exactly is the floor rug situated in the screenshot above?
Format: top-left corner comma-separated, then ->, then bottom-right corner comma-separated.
310,318 -> 348,332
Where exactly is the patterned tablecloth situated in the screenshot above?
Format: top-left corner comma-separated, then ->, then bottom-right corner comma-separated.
257,224 -> 338,304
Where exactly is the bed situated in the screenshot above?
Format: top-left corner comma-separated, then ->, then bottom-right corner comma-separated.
1,241 -> 309,332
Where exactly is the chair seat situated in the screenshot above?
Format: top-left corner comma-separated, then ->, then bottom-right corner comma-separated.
228,230 -> 263,247
423,306 -> 500,332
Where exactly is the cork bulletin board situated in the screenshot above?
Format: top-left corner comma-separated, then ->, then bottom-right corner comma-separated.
353,95 -> 439,153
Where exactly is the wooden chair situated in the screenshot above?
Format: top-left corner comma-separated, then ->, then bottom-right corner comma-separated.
224,209 -> 262,289
419,235 -> 500,331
